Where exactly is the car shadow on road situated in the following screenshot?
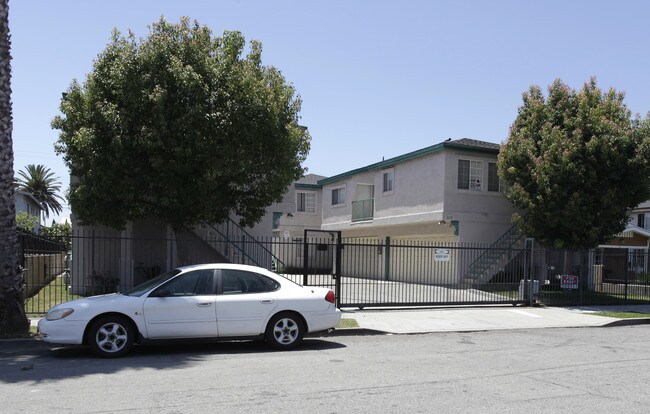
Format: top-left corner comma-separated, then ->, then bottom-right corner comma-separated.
0,338 -> 346,384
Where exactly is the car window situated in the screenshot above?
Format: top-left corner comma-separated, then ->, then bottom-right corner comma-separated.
124,269 -> 182,297
151,270 -> 215,297
220,270 -> 280,295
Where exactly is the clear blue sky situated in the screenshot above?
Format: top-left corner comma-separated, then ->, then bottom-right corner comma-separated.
9,0 -> 650,222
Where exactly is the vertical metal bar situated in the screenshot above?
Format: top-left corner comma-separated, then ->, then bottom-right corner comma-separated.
335,231 -> 342,308
302,229 -> 309,286
623,249 -> 630,303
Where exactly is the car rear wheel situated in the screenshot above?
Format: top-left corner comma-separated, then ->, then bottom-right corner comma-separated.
87,316 -> 134,358
265,312 -> 304,350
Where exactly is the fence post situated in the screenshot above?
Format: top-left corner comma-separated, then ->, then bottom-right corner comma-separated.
624,249 -> 630,303
384,236 -> 391,281
335,231 -> 342,308
302,230 -> 309,286
524,238 -> 535,306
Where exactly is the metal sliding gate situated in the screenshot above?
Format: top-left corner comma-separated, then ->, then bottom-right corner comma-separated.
301,230 -> 342,302
302,235 -> 534,309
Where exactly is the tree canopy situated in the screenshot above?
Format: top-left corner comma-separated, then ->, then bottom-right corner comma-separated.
52,17 -> 310,230
498,78 -> 650,248
16,164 -> 65,219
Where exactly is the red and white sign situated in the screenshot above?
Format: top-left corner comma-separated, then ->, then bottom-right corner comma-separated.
560,275 -> 578,289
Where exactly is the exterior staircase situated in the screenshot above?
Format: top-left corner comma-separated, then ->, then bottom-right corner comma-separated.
462,225 -> 524,285
192,217 -> 285,271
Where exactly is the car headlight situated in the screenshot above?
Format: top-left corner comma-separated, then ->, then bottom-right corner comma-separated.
46,308 -> 75,321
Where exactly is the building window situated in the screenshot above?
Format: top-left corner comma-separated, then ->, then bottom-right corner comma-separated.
331,186 -> 346,206
297,192 -> 316,213
458,159 -> 483,191
382,169 -> 394,193
639,213 -> 649,230
488,162 -> 502,192
272,212 -> 282,230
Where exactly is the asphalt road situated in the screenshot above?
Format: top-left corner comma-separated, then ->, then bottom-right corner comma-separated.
2,326 -> 650,413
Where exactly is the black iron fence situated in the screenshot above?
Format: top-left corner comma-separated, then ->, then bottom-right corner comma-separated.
19,230 -> 650,314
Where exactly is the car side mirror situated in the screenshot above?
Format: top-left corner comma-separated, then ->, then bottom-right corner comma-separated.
149,287 -> 172,298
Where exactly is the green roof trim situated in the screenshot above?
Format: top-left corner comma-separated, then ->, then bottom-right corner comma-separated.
317,139 -> 500,185
295,183 -> 322,190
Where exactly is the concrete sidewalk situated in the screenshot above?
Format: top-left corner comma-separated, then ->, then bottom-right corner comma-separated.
336,305 -> 650,335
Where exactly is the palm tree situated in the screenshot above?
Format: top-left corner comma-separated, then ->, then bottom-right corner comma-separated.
16,164 -> 65,221
0,0 -> 29,334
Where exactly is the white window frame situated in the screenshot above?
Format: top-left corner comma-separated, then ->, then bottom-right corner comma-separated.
331,185 -> 346,206
458,159 -> 483,192
296,191 -> 316,214
382,168 -> 394,194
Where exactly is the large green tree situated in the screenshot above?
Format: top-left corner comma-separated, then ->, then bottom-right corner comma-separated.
499,78 -> 650,248
0,0 -> 29,335
53,17 -> 310,230
16,164 -> 65,220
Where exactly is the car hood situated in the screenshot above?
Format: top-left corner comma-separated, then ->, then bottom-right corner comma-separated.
54,293 -> 122,308
49,293 -> 142,317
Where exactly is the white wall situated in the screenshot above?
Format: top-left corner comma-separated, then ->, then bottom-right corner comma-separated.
441,150 -> 519,244
321,151 -> 447,232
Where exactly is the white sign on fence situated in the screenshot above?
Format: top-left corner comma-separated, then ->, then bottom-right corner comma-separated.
434,248 -> 450,262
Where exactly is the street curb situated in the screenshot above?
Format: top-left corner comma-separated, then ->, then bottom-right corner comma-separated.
307,328 -> 387,337
602,318 -> 650,328
2,319 -> 648,349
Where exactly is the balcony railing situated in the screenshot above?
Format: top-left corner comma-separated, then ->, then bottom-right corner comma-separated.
352,198 -> 374,222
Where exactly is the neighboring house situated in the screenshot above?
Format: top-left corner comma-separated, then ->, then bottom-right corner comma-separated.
15,190 -> 43,233
594,201 -> 650,284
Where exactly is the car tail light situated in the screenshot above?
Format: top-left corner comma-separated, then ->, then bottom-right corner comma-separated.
325,290 -> 336,304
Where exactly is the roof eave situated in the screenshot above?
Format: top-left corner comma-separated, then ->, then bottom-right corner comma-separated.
318,140 -> 500,186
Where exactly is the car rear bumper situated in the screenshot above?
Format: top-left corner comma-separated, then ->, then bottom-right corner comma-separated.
305,308 -> 342,333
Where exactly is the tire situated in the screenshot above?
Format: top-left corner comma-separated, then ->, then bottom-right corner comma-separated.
87,315 -> 135,358
265,312 -> 304,350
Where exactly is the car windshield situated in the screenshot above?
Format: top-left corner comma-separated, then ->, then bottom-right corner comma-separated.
122,269 -> 182,297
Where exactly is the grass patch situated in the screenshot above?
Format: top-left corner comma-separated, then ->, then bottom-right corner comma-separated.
539,289 -> 650,306
25,275 -> 82,316
337,318 -> 360,329
592,311 -> 650,319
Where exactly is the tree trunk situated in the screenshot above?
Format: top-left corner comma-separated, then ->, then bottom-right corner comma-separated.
0,0 -> 29,335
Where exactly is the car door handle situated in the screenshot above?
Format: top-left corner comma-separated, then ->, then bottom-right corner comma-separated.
197,302 -> 212,307
260,299 -> 274,304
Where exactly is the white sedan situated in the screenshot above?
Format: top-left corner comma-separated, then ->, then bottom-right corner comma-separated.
38,263 -> 341,357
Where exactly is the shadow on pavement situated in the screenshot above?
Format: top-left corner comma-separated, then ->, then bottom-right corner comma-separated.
0,337 -> 345,384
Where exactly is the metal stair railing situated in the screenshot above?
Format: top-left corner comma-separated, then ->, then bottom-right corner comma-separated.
464,225 -> 523,283
201,218 -> 285,271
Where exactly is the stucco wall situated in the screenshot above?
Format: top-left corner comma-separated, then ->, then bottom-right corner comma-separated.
321,151 -> 447,231
275,187 -> 323,238
441,150 -> 519,244
320,148 -> 518,246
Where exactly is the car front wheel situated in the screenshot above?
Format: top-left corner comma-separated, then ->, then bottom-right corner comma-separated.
87,315 -> 134,358
265,312 -> 304,350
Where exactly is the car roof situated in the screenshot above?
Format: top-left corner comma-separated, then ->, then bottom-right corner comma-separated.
176,263 -> 272,273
